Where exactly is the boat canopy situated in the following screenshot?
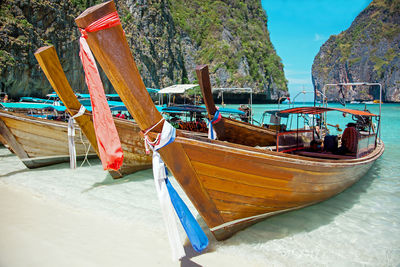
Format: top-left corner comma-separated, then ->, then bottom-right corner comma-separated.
219,107 -> 245,115
161,105 -> 205,113
262,110 -> 290,118
1,102 -> 93,112
1,102 -> 67,111
19,97 -> 55,104
278,107 -> 378,117
47,88 -> 159,99
160,105 -> 245,115
158,84 -> 198,94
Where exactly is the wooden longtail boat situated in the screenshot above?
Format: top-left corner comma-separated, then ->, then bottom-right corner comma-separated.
0,110 -> 96,168
34,46 -> 152,178
75,1 -> 384,240
196,65 -> 278,146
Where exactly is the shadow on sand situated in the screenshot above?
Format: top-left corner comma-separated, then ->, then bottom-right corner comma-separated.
82,168 -> 153,193
0,168 -> 33,178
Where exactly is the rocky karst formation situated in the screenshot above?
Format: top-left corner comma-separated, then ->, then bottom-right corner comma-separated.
0,0 -> 288,101
312,0 -> 400,102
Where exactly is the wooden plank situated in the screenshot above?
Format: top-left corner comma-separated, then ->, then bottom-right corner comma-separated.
35,46 -> 99,154
183,141 -> 349,183
1,115 -> 68,142
191,160 -> 351,192
196,65 -> 218,118
75,1 -> 163,131
207,189 -> 305,209
0,118 -> 29,159
198,174 -> 340,203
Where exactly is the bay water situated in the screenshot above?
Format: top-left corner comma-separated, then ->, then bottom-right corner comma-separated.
0,103 -> 399,266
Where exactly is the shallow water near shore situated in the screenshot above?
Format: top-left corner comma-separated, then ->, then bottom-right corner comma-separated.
0,103 -> 399,266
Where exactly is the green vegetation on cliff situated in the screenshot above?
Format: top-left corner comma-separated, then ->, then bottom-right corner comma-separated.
312,0 -> 400,102
316,0 -> 400,70
1,0 -> 288,100
168,0 -> 287,91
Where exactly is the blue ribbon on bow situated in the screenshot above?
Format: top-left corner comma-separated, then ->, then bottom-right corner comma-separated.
208,110 -> 221,140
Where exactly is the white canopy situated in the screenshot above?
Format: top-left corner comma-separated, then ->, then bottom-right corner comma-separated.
158,84 -> 198,94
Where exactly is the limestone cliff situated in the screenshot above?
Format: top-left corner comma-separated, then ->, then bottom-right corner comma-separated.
312,0 -> 400,102
0,0 -> 288,101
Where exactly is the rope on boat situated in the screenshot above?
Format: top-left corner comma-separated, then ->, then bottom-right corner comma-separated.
68,105 -> 86,169
142,119 -> 208,261
78,127 -> 92,167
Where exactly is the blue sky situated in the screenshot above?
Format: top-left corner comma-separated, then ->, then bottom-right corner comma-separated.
261,0 -> 372,101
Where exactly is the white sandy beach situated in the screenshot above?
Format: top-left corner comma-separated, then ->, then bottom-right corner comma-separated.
0,183 -> 259,267
0,148 -> 263,267
0,145 -> 398,266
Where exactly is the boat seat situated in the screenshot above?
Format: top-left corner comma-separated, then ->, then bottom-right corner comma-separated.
255,145 -> 276,151
295,151 -> 356,159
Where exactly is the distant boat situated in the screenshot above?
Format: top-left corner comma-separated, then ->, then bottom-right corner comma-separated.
0,109 -> 97,168
75,1 -> 384,241
197,65 -> 279,147
350,101 -> 361,104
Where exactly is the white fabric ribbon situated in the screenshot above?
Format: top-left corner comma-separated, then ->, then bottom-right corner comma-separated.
144,120 -> 184,261
207,109 -> 221,140
68,105 -> 86,169
208,120 -> 217,140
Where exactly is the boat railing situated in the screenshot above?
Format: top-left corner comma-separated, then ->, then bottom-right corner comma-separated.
276,129 -> 314,153
321,82 -> 382,143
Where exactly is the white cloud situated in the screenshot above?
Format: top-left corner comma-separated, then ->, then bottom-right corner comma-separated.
288,78 -> 312,84
314,33 -> 326,41
285,69 -> 311,76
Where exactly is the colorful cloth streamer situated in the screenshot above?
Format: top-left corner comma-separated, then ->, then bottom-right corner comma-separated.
208,109 -> 221,140
79,11 -> 123,171
165,178 -> 209,253
143,120 -> 209,260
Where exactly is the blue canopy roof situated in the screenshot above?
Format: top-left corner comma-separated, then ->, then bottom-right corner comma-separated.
1,102 -> 92,112
20,97 -> 55,104
218,107 -> 245,115
160,105 -> 245,115
2,102 -> 67,111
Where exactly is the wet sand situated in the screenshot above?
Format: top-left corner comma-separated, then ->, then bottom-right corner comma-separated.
0,183 -> 259,267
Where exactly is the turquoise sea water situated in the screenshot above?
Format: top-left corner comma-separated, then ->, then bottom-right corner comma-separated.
0,103 -> 399,265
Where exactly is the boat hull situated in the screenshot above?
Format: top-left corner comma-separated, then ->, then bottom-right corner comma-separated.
158,134 -> 384,240
34,45 -> 152,178
0,110 -> 97,168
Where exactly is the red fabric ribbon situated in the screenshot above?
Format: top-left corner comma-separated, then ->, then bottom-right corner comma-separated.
79,11 -> 123,171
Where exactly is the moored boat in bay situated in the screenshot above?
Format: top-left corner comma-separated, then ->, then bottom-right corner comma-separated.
0,109 -> 96,169
34,46 -> 152,178
75,0 -> 384,241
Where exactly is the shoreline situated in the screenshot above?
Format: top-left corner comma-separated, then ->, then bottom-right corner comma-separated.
0,182 -> 259,267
